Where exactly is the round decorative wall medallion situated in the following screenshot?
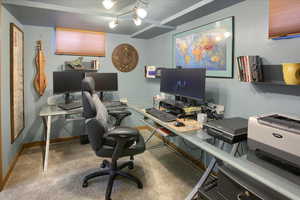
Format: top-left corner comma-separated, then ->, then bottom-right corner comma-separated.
112,44 -> 139,72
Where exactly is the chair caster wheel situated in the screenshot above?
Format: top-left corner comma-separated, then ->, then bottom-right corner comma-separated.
128,163 -> 134,170
138,183 -> 143,189
82,182 -> 88,188
101,163 -> 106,168
101,160 -> 109,168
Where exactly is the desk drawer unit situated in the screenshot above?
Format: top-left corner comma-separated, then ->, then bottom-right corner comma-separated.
217,169 -> 261,200
197,165 -> 286,200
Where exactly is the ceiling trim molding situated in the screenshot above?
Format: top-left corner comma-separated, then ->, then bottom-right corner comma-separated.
130,0 -> 215,39
3,0 -> 114,18
2,0 -> 173,27
160,0 -> 215,25
130,24 -> 175,38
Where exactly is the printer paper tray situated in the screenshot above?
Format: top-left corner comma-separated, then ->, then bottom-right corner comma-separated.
258,114 -> 300,134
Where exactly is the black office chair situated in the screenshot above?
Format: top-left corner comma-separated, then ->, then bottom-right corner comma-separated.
81,77 -> 145,200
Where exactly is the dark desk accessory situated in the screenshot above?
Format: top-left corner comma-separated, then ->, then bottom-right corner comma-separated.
159,99 -> 201,118
174,121 -> 185,127
145,108 -> 177,122
204,117 -> 248,144
58,101 -> 82,111
197,165 -> 287,200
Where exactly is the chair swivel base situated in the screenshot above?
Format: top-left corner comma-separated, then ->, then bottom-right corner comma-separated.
82,159 -> 143,200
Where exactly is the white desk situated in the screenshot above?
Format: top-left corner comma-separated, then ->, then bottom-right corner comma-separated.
39,105 -> 127,172
39,106 -> 83,172
128,105 -> 300,200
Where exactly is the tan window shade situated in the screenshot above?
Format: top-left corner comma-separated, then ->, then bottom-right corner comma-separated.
269,0 -> 300,38
55,27 -> 106,56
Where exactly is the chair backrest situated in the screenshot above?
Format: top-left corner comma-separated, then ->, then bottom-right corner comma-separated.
82,77 -> 109,152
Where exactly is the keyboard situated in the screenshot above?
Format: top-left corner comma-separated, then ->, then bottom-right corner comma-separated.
58,101 -> 82,110
145,108 -> 177,122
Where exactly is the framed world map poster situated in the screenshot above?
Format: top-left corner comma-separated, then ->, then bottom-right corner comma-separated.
10,23 -> 24,143
173,17 -> 234,78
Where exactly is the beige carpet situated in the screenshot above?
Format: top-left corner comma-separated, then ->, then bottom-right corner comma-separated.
0,131 -> 203,200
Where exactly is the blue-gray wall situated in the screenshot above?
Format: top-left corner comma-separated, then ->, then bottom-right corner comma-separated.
147,0 -> 300,118
1,21 -> 153,178
23,25 -> 153,143
1,6 -> 24,178
2,0 -> 300,179
145,0 -> 300,162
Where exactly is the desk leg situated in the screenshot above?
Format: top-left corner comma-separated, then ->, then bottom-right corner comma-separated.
185,141 -> 224,200
43,116 -> 52,172
185,157 -> 217,200
145,128 -> 157,144
231,143 -> 239,156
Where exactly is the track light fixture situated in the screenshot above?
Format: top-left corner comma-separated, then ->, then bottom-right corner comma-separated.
135,7 -> 147,19
105,0 -> 149,28
133,15 -> 142,26
109,18 -> 118,29
102,0 -> 115,10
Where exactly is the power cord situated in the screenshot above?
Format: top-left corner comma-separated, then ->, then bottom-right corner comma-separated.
201,103 -> 223,120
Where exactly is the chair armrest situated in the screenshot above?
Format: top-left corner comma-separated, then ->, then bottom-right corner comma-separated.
106,127 -> 140,161
108,110 -> 132,126
108,109 -> 131,116
105,127 -> 139,139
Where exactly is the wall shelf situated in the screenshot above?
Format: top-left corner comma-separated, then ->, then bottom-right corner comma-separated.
243,65 -> 300,86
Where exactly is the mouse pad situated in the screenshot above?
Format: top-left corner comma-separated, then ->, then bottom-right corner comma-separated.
167,118 -> 202,133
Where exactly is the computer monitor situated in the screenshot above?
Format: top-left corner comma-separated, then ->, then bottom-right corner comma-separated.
53,71 -> 85,94
85,73 -> 118,91
160,68 -> 206,102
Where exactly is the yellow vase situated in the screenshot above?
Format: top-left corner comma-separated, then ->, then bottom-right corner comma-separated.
282,63 -> 300,85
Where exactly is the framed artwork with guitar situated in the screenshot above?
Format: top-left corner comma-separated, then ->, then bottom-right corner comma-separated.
10,23 -> 24,143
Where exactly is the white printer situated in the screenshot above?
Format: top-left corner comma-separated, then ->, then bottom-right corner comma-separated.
248,114 -> 300,170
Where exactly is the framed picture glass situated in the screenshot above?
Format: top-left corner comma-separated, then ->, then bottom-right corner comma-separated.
10,23 -> 24,143
173,17 -> 234,78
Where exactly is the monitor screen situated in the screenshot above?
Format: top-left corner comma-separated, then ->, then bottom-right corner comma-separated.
85,73 -> 118,91
160,68 -> 206,101
53,71 -> 85,94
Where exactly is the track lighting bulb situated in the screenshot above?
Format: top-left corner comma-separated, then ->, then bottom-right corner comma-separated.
136,7 -> 147,19
102,0 -> 115,10
224,32 -> 231,38
109,19 -> 118,29
133,16 -> 142,26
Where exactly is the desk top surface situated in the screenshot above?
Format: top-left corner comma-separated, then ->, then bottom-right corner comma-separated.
129,105 -> 300,200
40,105 -> 82,116
40,104 -> 128,117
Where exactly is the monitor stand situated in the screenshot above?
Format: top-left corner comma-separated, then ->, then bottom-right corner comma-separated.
99,92 -> 104,101
175,96 -> 202,107
65,92 -> 72,104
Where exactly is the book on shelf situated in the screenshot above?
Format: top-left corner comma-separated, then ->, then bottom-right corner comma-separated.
236,55 -> 263,82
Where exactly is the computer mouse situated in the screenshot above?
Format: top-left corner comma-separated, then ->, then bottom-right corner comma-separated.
174,121 -> 185,127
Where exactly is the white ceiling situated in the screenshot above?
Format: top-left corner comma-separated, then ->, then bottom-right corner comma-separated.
3,0 -> 245,38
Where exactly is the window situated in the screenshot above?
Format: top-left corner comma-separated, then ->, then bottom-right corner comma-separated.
55,27 -> 106,56
269,0 -> 300,38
